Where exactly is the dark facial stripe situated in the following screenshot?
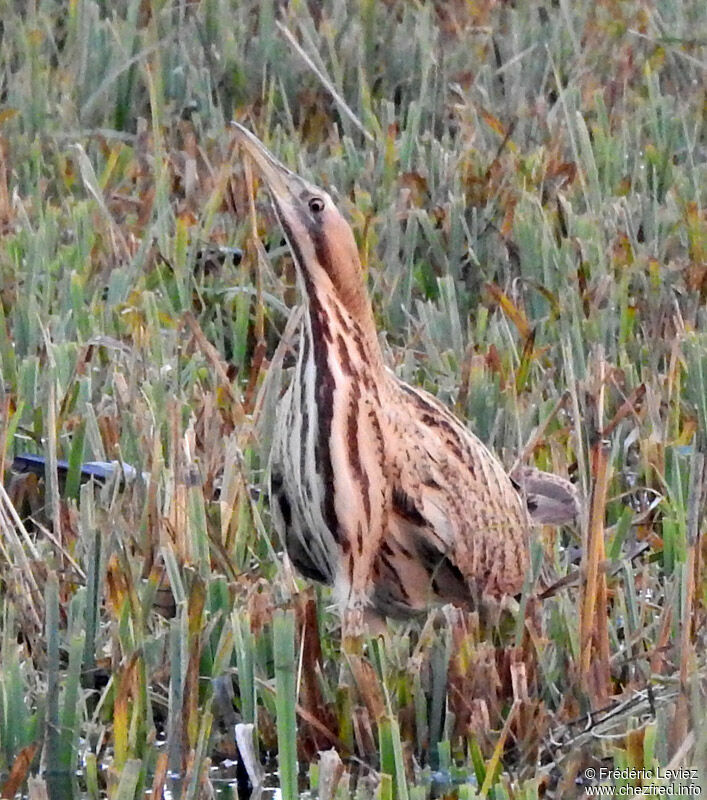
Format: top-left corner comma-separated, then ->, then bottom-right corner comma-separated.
280,202 -> 335,281
279,215 -> 326,312
310,226 -> 336,280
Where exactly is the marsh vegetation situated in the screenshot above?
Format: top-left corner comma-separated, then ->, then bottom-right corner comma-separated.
0,0 -> 705,797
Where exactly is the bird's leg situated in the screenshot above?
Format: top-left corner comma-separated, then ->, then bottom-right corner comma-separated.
341,587 -> 389,652
341,604 -> 366,655
339,603 -> 388,723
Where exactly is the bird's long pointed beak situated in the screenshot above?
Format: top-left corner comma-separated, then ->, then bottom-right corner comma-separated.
231,122 -> 300,203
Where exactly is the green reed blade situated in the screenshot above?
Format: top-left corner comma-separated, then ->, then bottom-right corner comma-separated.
273,608 -> 298,800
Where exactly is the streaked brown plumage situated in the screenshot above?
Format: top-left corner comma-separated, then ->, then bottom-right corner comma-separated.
233,124 -> 578,628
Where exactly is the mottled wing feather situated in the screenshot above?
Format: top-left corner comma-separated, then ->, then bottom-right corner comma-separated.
369,487 -> 473,617
385,382 -> 530,604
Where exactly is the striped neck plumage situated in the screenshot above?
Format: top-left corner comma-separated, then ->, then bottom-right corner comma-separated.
275,205 -> 383,373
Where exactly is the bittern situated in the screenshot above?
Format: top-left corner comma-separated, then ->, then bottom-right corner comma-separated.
233,124 -> 577,630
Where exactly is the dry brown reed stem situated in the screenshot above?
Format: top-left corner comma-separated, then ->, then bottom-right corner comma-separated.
148,751 -> 169,800
1,743 -> 37,798
243,145 -> 264,344
185,576 -> 207,754
167,400 -> 188,563
579,354 -> 611,705
479,698 -> 521,797
0,395 -> 11,481
681,449 -> 703,687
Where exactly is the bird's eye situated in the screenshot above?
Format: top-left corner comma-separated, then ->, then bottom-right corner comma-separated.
308,197 -> 325,214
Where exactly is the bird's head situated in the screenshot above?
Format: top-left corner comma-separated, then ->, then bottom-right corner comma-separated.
232,123 -> 371,326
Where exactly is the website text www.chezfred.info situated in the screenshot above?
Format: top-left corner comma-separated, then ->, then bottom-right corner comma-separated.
582,767 -> 702,796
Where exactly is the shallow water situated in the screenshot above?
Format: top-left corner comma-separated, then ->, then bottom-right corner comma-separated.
18,760 -> 478,800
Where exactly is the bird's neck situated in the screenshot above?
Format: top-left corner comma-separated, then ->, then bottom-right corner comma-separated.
282,216 -> 381,364
299,271 -> 384,376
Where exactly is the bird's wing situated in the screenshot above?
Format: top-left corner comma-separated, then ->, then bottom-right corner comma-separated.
379,383 -> 530,609
368,479 -> 475,617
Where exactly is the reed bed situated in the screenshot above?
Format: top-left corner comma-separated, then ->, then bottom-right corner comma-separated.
0,0 -> 705,797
